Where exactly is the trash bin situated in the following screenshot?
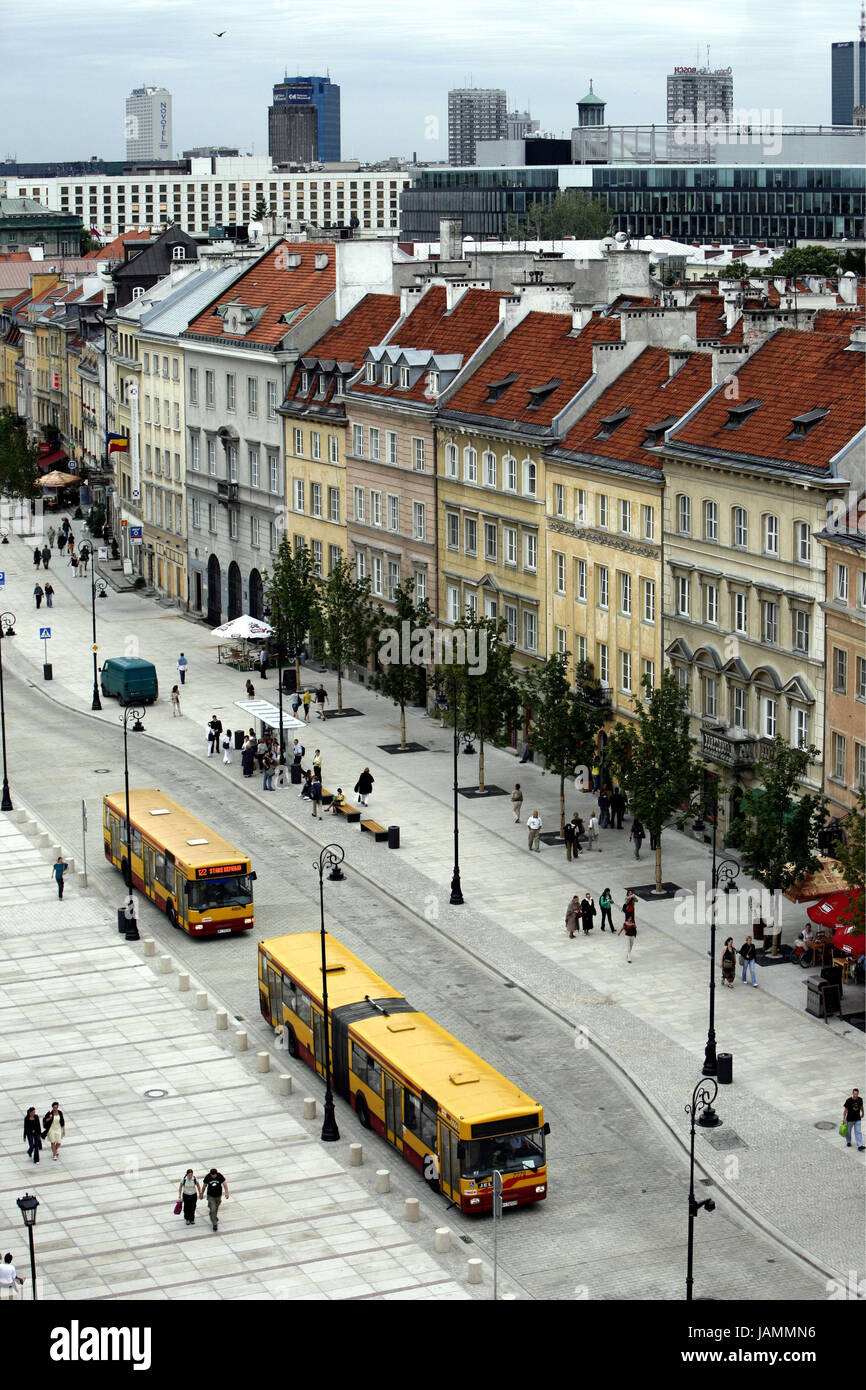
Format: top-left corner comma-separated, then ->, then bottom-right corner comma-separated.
387,825 -> 400,849
806,977 -> 841,1019
282,668 -> 298,694
234,729 -> 244,750
290,763 -> 302,785
717,1052 -> 733,1085
43,663 -> 53,681
117,907 -> 137,934
752,917 -> 765,942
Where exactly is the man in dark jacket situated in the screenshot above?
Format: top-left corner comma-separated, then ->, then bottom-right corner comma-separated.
580,892 -> 596,934
739,935 -> 758,987
598,790 -> 610,829
354,768 -> 374,806
611,788 -> 626,829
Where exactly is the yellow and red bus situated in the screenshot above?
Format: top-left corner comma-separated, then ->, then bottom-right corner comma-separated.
103,790 -> 256,936
259,932 -> 548,1212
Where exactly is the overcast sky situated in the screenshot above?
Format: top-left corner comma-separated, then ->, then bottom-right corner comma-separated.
1,0 -> 861,163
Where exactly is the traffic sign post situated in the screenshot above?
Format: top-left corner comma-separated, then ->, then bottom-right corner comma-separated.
40,626 -> 52,681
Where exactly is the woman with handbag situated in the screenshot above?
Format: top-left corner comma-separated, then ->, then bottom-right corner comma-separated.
177,1169 -> 202,1225
619,891 -> 638,962
721,937 -> 736,989
599,887 -> 614,932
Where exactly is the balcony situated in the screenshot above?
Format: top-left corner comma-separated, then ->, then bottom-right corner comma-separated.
217,480 -> 239,506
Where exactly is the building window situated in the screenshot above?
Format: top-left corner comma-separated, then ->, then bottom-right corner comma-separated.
833,732 -> 847,781
703,500 -> 717,541
523,610 -> 537,652
556,626 -> 567,656
621,650 -> 632,693
387,494 -> 399,532
250,516 -> 260,548
733,506 -> 748,549
522,459 -> 537,496
269,455 -> 280,493
247,377 -> 257,414
356,551 -> 367,580
413,501 -> 426,541
555,552 -> 566,594
352,424 -> 364,457
382,364 -> 394,387
733,591 -> 747,634
858,572 -> 866,609
643,658 -> 655,689
386,430 -> 398,465
598,643 -> 609,686
763,513 -> 779,555
365,361 -> 376,384
293,427 -> 303,456
311,432 -> 322,461
189,366 -> 198,403
835,564 -> 849,602
794,521 -> 811,563
311,483 -> 322,518
448,584 -> 460,624
576,634 -> 587,664
705,583 -> 718,625
412,437 -> 425,471
794,609 -> 810,654
268,380 -> 277,418
523,532 -> 537,572
445,443 -> 458,477
386,560 -> 399,600
597,494 -> 609,528
732,686 -> 746,730
192,497 -> 201,528
352,486 -> 366,523
620,499 -> 631,534
371,556 -> 383,595
793,708 -> 809,750
294,479 -> 304,512
763,698 -> 777,738
504,455 -> 517,492
464,447 -> 478,483
226,373 -> 235,411
190,435 -> 200,470
857,655 -> 866,702
143,352 -> 150,374
464,517 -> 477,555
576,559 -> 587,602
484,451 -> 497,488
368,490 -> 381,527
208,503 -> 217,533
299,370 -> 310,395
677,575 -> 690,617
414,570 -> 427,603
677,494 -> 691,534
857,743 -> 866,790
554,483 -> 564,517
329,545 -> 341,573
399,365 -> 410,389
328,434 -> 339,464
703,676 -> 717,718
833,647 -> 848,693
762,601 -> 778,645
369,426 -> 381,461
269,521 -> 279,552
484,522 -> 497,561
642,504 -> 654,540
575,488 -> 587,524
598,566 -> 609,609
312,540 -> 323,576
228,445 -> 238,483
207,440 -> 217,475
446,512 -> 459,549
620,572 -> 631,615
643,578 -> 655,623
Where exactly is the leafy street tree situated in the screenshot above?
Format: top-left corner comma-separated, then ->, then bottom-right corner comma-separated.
604,671 -> 698,892
523,654 -> 610,835
830,788 -> 864,930
507,190 -> 611,242
762,245 -> 844,279
265,539 -> 320,691
434,615 -> 520,793
311,558 -> 373,713
371,578 -> 432,749
727,738 -> 827,927
0,410 -> 39,498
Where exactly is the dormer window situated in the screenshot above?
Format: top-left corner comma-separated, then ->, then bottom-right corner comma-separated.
427,370 -> 440,396
723,398 -> 762,430
365,361 -> 376,384
399,365 -> 410,389
595,407 -> 632,440
316,374 -> 327,398
787,407 -> 829,440
642,414 -> 678,448
383,363 -> 394,386
335,375 -> 345,396
299,371 -> 309,394
171,245 -> 185,261
526,378 -> 562,410
485,372 -> 519,403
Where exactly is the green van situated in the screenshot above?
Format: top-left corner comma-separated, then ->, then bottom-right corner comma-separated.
100,657 -> 159,705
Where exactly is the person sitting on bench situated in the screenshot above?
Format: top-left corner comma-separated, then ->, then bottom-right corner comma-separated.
329,788 -> 345,816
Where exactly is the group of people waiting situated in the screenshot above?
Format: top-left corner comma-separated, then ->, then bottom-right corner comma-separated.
565,890 -> 639,961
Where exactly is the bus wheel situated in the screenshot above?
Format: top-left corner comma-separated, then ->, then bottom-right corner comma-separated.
286,1026 -> 299,1059
167,902 -> 179,929
355,1092 -> 370,1129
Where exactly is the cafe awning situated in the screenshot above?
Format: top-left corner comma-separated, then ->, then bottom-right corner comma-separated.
806,891 -> 857,929
233,698 -> 304,732
783,858 -> 851,903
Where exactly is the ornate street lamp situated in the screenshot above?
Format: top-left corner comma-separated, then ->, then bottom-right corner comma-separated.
16,1192 -> 39,1301
90,569 -> 108,711
449,666 -> 464,905
120,706 -> 145,930
314,844 -> 344,1142
0,612 -> 16,812
702,778 -> 741,1078
685,1078 -> 722,1301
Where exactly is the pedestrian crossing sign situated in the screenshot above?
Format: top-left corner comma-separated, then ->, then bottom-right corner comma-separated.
39,627 -> 51,639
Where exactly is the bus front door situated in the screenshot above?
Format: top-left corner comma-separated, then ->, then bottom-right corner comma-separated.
143,844 -> 155,899
383,1073 -> 403,1151
312,1008 -> 326,1080
110,814 -> 122,865
174,869 -> 187,927
438,1122 -> 460,1203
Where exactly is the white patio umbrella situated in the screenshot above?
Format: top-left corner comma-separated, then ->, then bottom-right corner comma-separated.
211,614 -> 273,640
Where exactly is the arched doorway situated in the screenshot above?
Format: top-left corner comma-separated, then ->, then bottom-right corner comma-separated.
207,555 -> 221,627
228,561 -> 242,620
249,568 -> 263,621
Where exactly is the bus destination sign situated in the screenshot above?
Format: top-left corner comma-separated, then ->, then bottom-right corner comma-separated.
195,863 -> 245,879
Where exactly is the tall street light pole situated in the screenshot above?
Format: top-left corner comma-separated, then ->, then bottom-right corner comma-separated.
698,778 -> 741,1078
16,1193 -> 39,1301
685,1078 -> 721,1301
120,706 -> 145,926
449,666 -> 464,905
90,568 -> 107,711
0,612 -> 16,812
315,844 -> 344,1142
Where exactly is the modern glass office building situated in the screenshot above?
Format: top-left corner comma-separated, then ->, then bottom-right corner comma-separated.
831,38 -> 866,125
400,167 -> 561,239
269,76 -> 341,164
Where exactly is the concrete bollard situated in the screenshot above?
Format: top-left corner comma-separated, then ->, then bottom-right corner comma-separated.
502,1293 -> 516,1301
348,1143 -> 363,1167
143,939 -> 156,957
194,991 -> 208,1011
303,1097 -> 317,1119
178,973 -> 190,992
257,1052 -> 269,1073
279,1074 -> 293,1096
76,871 -> 86,889
159,955 -> 172,974
467,1258 -> 483,1285
215,1010 -> 228,1031
375,1170 -> 390,1193
405,1198 -> 420,1223
235,1031 -> 248,1051
434,1228 -> 451,1253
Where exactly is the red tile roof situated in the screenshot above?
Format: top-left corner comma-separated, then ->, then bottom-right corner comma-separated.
813,309 -> 866,336
440,311 -> 622,427
669,329 -> 865,468
184,241 -> 336,348
556,348 -> 713,469
85,230 -> 152,261
692,293 -> 728,341
287,293 -> 400,406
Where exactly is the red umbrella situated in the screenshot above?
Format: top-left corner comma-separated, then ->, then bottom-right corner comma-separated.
806,892 -> 855,929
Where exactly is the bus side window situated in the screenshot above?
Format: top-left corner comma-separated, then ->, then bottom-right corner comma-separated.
420,1106 -> 437,1150
294,987 -> 311,1029
404,1091 -> 421,1136
351,1043 -> 382,1096
282,974 -> 297,1014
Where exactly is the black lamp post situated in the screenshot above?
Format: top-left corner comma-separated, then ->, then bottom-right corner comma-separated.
90,571 -> 108,711
314,844 -> 343,1142
698,781 -> 741,1078
120,706 -> 145,924
16,1192 -> 39,1300
449,666 -> 464,905
685,1078 -> 722,1301
0,612 -> 16,812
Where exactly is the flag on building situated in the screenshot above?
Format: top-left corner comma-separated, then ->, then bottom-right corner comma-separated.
106,433 -> 128,454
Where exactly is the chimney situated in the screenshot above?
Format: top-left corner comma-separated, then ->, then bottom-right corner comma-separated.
400,284 -> 424,317
839,272 -> 858,305
773,276 -> 786,294
498,293 -> 529,334
314,252 -> 329,271
712,343 -> 751,385
723,289 -> 741,334
850,324 -> 866,346
439,219 -> 464,262
572,306 -> 594,332
444,282 -> 469,312
668,350 -> 690,377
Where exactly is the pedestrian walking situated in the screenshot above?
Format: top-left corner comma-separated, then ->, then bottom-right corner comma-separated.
739,935 -> 758,986
629,817 -> 645,859
66,533 -> 75,555
256,736 -> 268,770
42,1101 -> 65,1160
510,783 -> 524,823
262,753 -> 275,791
599,887 -> 614,932
177,652 -> 188,685
222,730 -> 233,765
0,1254 -> 24,1300
206,721 -> 218,757
202,1168 -> 228,1231
587,812 -> 600,851
580,891 -> 596,935
171,685 -> 181,717
565,894 -> 581,939
842,1089 -> 865,1150
241,737 -> 256,779
41,544 -> 51,570
563,814 -> 577,862
619,891 -> 638,962
258,647 -> 268,680
56,528 -> 67,553
302,688 -> 312,722
51,856 -> 68,899
33,546 -> 42,569
314,683 -> 329,718
721,937 -> 736,988
598,789 -> 610,829
611,788 -> 626,829
591,762 -> 601,792
290,691 -> 301,717
178,1169 -> 202,1225
33,584 -> 44,609
526,809 -> 542,852
78,545 -> 89,575
292,738 -> 305,766
310,771 -> 322,817
519,741 -> 533,764
23,1107 -> 42,1164
44,583 -> 54,608
245,679 -> 255,699
68,551 -> 79,579
354,768 -> 374,806
47,526 -> 56,547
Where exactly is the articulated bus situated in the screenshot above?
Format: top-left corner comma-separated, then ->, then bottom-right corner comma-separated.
259,932 -> 548,1212
103,790 -> 256,936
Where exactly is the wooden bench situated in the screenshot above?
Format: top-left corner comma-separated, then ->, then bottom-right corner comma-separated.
321,789 -> 361,823
360,819 -> 389,843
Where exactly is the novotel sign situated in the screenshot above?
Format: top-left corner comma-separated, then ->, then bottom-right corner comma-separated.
673,66 -> 732,74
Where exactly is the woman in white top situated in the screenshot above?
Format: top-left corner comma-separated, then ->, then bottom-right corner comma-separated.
178,1169 -> 202,1225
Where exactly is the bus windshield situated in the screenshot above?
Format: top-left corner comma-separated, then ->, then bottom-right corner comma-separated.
187,874 -> 254,912
460,1129 -> 546,1178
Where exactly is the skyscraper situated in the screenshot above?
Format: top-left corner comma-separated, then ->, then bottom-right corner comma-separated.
448,89 -> 507,166
268,75 -> 341,164
125,87 -> 173,161
666,66 -> 733,123
831,6 -> 866,124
